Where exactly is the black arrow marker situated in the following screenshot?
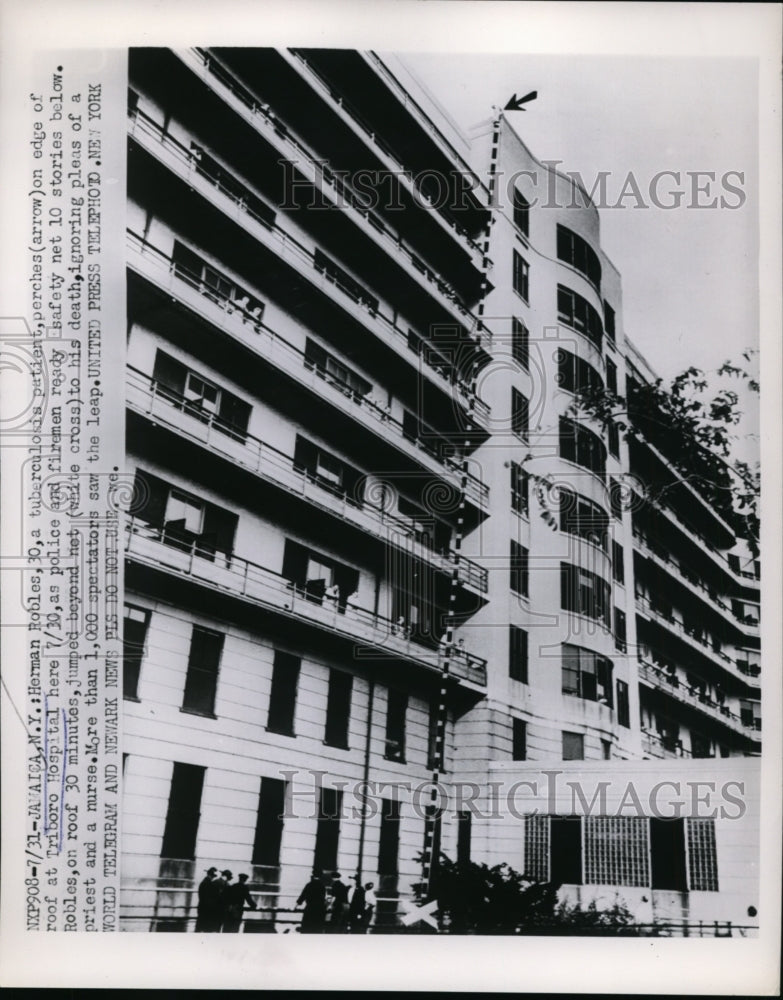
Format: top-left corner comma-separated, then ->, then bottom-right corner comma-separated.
504,90 -> 538,111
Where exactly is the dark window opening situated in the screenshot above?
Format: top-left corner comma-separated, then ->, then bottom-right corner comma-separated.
152,350 -> 251,441
511,387 -> 529,441
550,816 -> 583,884
314,786 -> 342,874
512,718 -> 527,761
562,731 -> 585,761
324,669 -> 353,749
510,461 -> 529,517
617,680 -> 630,727
378,798 -> 401,875
513,250 -> 530,301
559,417 -> 606,481
160,762 -> 205,860
557,284 -> 603,349
650,817 -> 687,891
562,643 -> 613,706
267,650 -> 300,736
509,625 -> 529,683
123,604 -> 149,700
457,810 -> 472,865
556,225 -> 602,291
384,689 -> 407,762
560,562 -> 611,629
510,540 -> 529,598
559,488 -> 609,550
182,626 -> 224,716
252,776 -> 286,867
513,190 -> 530,237
512,317 -> 529,369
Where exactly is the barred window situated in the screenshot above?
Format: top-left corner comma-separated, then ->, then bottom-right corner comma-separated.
523,815 -> 549,881
584,816 -> 649,887
687,818 -> 719,891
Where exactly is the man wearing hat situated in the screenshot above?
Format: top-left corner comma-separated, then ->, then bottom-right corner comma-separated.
196,866 -> 222,932
222,873 -> 258,933
347,875 -> 366,933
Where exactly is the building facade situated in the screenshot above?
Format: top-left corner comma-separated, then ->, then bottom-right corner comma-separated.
121,47 -> 761,932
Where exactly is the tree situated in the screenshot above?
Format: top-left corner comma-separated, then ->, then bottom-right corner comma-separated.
541,350 -> 760,555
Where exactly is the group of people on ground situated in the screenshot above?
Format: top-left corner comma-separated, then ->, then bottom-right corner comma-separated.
297,872 -> 377,933
196,868 -> 258,932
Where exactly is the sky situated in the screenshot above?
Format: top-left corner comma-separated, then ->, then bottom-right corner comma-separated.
402,53 -> 759,384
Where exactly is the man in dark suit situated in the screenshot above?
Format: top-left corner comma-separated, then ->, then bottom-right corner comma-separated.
347,875 -> 366,933
328,873 -> 349,931
222,873 -> 258,932
296,871 -> 327,933
195,867 -> 222,932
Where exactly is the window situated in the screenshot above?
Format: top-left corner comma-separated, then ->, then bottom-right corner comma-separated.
603,301 -> 616,343
511,387 -> 529,440
609,477 -> 624,519
512,718 -> 527,761
182,626 -> 223,716
184,371 -> 220,415
313,786 -> 342,874
509,625 -> 528,683
559,417 -> 606,480
562,644 -> 613,705
384,689 -> 407,762
612,540 -> 625,584
687,819 -> 719,891
513,250 -> 529,301
510,540 -> 529,598
304,337 -> 372,398
282,540 -> 359,610
123,604 -> 149,700
324,669 -> 353,748
585,816 -> 649,887
691,733 -> 712,759
557,285 -> 603,349
457,810 -> 472,865
616,680 -> 630,727
378,798 -> 401,875
513,189 -> 530,237
559,488 -> 609,550
165,490 -> 204,534
512,317 -> 529,369
293,436 -> 363,503
160,762 -> 205,860
650,817 -> 687,891
560,563 -> 611,628
608,421 -> 620,458
602,739 -> 612,760
252,777 -> 286,868
739,699 -> 762,731
556,225 -> 601,291
510,461 -> 529,517
267,650 -> 300,736
557,350 -> 603,396
551,817 -> 583,884
606,357 -> 618,395
614,608 -> 627,653
562,731 -> 585,761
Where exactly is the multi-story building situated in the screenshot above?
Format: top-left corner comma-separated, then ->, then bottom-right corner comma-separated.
121,47 -> 761,933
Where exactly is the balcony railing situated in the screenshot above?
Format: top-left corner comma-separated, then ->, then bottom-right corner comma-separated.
286,49 -> 487,257
633,530 -> 734,614
637,660 -> 760,738
128,103 -> 491,413
635,595 -> 744,677
125,518 -> 488,688
641,730 -> 692,759
177,48 -> 491,348
127,366 -> 488,593
127,231 -> 489,510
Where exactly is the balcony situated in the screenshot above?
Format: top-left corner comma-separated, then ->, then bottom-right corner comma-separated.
125,518 -> 488,689
128,104 -> 491,422
282,48 -> 487,260
641,730 -> 692,760
635,595 -> 746,680
127,366 -> 488,595
633,530 -> 735,618
637,660 -> 761,740
171,48 -> 492,350
126,231 -> 490,511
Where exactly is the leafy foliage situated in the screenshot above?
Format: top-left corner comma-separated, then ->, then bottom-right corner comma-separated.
413,855 -> 637,935
564,352 -> 760,553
